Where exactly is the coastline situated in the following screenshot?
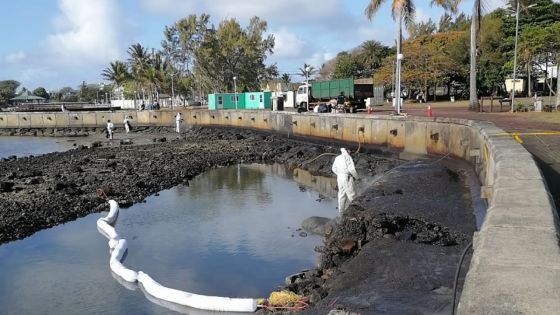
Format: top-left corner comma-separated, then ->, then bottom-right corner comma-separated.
0,126 -> 476,313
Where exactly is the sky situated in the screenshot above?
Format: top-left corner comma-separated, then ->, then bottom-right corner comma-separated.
0,0 -> 507,92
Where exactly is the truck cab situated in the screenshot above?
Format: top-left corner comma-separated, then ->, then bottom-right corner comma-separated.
296,83 -> 311,112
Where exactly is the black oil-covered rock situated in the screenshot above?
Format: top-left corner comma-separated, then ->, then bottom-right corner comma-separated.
0,126 -> 398,244
0,126 -> 476,314
282,160 -> 476,315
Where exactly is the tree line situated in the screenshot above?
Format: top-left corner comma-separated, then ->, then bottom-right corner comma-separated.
0,14 -> 275,106
316,0 -> 560,104
102,14 -> 276,105
2,0 -> 559,107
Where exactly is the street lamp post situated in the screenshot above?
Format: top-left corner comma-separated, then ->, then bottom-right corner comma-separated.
171,73 -> 175,109
511,0 -> 520,112
511,2 -> 537,112
305,66 -> 310,112
99,83 -> 104,104
394,12 -> 403,115
233,76 -> 238,110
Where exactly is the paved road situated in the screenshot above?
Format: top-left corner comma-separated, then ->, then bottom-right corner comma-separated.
364,104 -> 560,210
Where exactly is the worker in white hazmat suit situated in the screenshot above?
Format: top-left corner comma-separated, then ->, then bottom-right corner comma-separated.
332,148 -> 359,213
175,112 -> 182,133
106,119 -> 114,140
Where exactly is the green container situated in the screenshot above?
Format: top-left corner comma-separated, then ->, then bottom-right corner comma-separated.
208,92 -> 271,110
311,78 -> 354,100
208,93 -> 245,110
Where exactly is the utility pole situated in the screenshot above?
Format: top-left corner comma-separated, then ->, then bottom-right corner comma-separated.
233,76 -> 238,110
394,11 -> 403,115
171,73 -> 175,109
511,0 -> 520,112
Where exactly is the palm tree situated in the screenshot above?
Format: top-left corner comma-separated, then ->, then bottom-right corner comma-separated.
298,63 -> 317,81
101,61 -> 130,99
365,0 -> 415,115
365,0 -> 456,114
145,52 -> 168,102
359,40 -> 388,76
127,43 -> 151,102
281,73 -> 291,91
468,0 -> 481,110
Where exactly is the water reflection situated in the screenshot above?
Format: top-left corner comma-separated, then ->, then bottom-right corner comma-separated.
0,163 -> 336,315
0,136 -> 78,158
119,164 -> 338,299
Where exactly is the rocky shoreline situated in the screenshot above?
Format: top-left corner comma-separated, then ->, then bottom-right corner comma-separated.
282,159 -> 476,314
0,126 -> 476,314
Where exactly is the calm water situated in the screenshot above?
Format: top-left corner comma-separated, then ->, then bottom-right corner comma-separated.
0,136 -> 80,158
0,161 -> 337,315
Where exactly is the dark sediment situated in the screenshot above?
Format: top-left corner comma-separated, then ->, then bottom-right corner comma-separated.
0,126 -> 476,314
282,160 -> 476,314
0,126 -> 398,243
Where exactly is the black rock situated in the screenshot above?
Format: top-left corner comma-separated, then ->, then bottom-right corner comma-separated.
0,182 -> 15,192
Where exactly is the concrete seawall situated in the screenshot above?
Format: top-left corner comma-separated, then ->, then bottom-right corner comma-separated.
1,109 -> 559,313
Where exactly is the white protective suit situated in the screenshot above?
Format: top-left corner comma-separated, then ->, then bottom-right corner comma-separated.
123,118 -> 130,133
175,113 -> 182,133
107,121 -> 114,140
332,148 -> 359,213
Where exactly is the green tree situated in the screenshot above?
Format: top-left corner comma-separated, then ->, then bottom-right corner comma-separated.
194,16 -> 275,92
55,87 -> 78,102
332,52 -> 364,79
365,0 -> 417,113
359,40 -> 391,76
82,83 -> 102,102
520,22 -> 560,104
32,87 -> 49,99
408,18 -> 437,39
477,15 -> 507,96
373,31 -> 468,99
127,43 -> 152,102
281,73 -> 291,86
161,14 -> 210,100
0,80 -> 21,104
438,12 -> 470,32
499,0 -> 560,97
101,61 -> 130,99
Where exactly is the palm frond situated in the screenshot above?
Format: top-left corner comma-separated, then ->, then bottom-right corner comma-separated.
431,0 -> 459,14
364,0 -> 386,20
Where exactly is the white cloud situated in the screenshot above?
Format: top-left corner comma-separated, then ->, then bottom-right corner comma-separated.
140,0 -> 197,18
271,28 -> 305,58
207,0 -> 342,22
355,25 -> 394,47
140,0 -> 345,25
4,51 -> 26,64
307,50 -> 335,71
45,0 -> 124,66
18,68 -> 59,90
